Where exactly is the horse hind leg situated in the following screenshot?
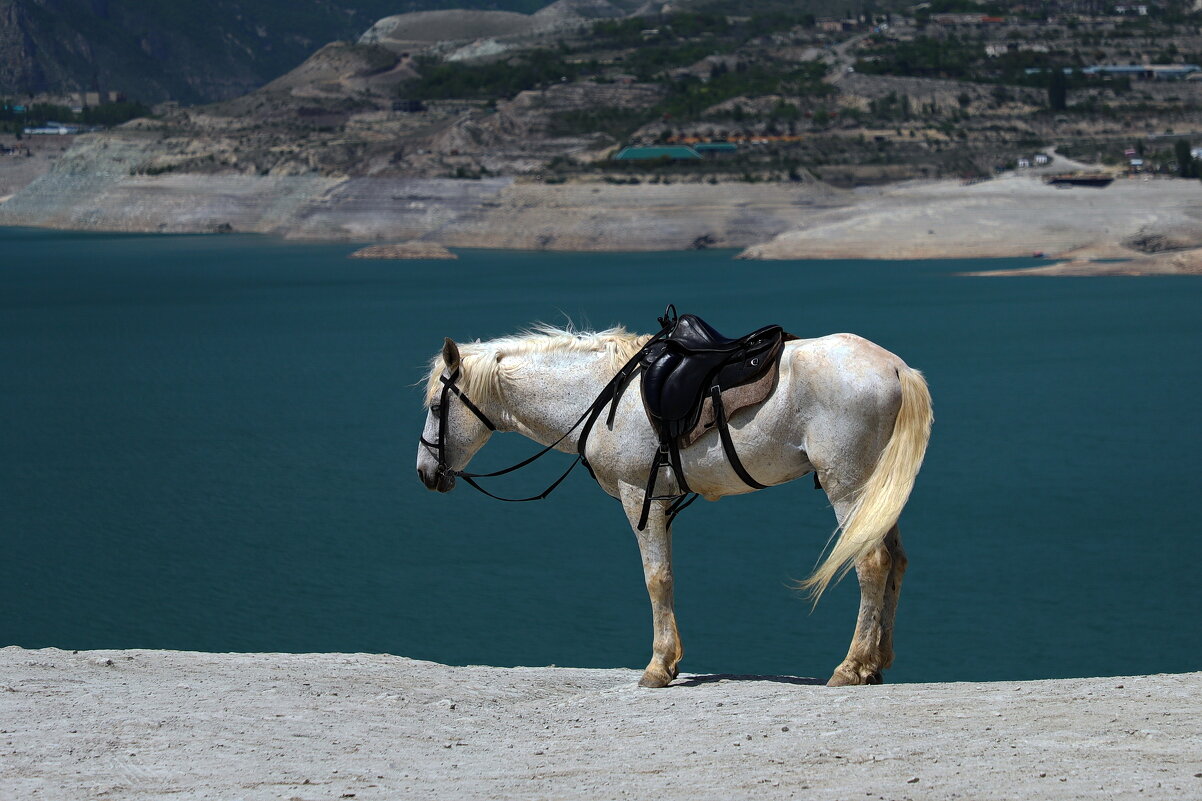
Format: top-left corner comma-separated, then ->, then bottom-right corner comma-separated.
878,525 -> 907,672
824,523 -> 908,687
820,480 -> 901,687
820,517 -> 907,686
827,536 -> 891,685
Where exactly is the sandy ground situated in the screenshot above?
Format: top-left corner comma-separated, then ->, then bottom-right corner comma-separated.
1,647 -> 1199,800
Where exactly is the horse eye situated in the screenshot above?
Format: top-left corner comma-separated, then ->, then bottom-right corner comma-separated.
430,404 -> 442,415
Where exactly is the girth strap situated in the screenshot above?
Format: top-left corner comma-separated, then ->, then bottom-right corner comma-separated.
632,383 -> 770,531
710,385 -> 769,490
635,440 -> 694,531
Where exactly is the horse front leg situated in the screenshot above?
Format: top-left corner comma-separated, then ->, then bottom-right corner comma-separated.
620,483 -> 683,688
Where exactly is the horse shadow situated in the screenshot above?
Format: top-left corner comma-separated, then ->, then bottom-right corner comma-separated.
672,673 -> 825,687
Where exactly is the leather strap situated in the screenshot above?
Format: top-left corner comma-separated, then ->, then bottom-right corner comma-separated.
637,447 -> 666,531
711,385 -> 770,490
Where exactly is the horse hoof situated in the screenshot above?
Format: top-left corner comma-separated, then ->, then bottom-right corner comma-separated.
638,669 -> 673,688
827,667 -> 883,687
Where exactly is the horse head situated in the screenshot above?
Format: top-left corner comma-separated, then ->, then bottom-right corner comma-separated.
417,337 -> 497,492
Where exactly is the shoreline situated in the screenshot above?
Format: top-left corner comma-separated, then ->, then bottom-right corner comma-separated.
2,646 -> 1199,799
3,135 -> 1202,271
4,218 -> 1200,275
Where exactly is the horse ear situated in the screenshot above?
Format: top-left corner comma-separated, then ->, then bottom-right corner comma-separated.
442,337 -> 461,371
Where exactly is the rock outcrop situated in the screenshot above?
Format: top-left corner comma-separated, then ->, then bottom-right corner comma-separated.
349,242 -> 456,259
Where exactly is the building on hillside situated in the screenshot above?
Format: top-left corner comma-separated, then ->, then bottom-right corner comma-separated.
23,121 -> 83,135
612,146 -> 702,161
985,42 -> 1050,57
80,91 -> 125,106
816,18 -> 857,32
1082,64 -> 1201,81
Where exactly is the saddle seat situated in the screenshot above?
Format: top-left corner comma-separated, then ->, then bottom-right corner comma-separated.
641,314 -> 789,443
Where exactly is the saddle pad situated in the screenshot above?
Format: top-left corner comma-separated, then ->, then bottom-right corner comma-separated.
679,347 -> 783,448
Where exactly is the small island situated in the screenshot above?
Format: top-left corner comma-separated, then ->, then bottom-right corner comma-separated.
349,242 -> 456,260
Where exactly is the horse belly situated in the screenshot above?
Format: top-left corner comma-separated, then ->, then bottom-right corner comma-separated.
680,430 -> 812,501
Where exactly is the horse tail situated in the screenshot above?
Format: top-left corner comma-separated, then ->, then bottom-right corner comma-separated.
801,366 -> 933,604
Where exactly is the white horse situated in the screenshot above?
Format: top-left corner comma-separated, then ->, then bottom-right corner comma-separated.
416,324 -> 932,687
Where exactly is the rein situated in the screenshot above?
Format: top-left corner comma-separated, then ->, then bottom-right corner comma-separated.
419,364 -> 586,502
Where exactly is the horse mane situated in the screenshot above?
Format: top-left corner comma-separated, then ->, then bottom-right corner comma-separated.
423,324 -> 651,406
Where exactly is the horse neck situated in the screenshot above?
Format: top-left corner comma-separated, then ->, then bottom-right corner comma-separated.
495,350 -> 616,450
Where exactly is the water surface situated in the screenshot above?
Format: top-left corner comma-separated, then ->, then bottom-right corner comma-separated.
2,227 -> 1199,683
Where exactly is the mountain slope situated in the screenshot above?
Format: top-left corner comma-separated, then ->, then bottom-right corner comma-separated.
0,0 -> 551,103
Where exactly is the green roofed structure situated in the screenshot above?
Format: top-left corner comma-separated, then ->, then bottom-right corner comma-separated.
613,146 -> 702,161
694,142 -> 738,153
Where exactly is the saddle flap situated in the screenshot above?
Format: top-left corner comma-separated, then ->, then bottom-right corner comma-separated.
680,348 -> 783,447
640,317 -> 789,440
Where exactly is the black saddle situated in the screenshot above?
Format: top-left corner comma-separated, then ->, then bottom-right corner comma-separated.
641,314 -> 785,441
577,306 -> 792,531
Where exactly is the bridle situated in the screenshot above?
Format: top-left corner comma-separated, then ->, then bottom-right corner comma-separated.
420,363 -> 496,481
418,363 -> 586,502
419,308 -> 680,505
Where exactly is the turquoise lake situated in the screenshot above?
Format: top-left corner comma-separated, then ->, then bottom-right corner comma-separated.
2,226 -> 1200,683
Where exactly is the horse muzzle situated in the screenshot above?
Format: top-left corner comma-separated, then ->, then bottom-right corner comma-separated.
418,466 -> 457,493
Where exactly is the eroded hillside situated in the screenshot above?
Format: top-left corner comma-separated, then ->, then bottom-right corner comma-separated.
75,0 -> 1202,188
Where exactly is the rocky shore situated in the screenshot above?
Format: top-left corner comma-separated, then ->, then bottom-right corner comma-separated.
1,647 -> 1199,800
4,135 -> 1202,272
0,135 -> 841,251
737,174 -> 1202,266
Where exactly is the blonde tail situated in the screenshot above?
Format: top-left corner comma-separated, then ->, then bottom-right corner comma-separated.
801,367 -> 933,603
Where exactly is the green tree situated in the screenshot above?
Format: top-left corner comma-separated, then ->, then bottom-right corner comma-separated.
1048,68 -> 1068,111
1174,139 -> 1195,178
